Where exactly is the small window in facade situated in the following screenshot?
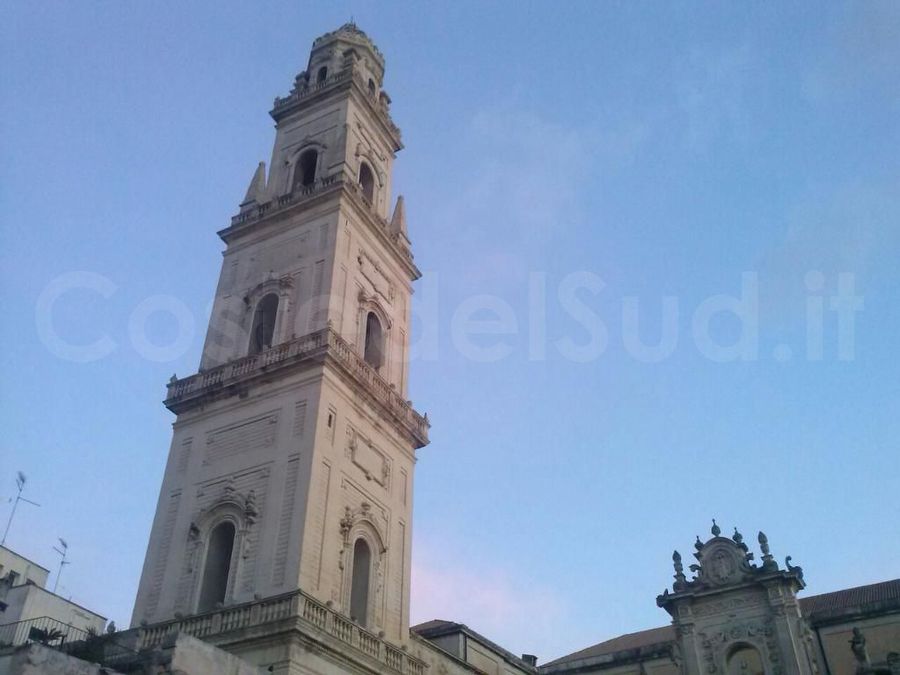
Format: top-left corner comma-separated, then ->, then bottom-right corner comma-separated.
726,645 -> 765,675
293,148 -> 318,189
358,162 -> 375,204
197,521 -> 235,612
363,312 -> 383,370
367,78 -> 376,97
317,66 -> 328,84
249,293 -> 279,355
349,538 -> 371,626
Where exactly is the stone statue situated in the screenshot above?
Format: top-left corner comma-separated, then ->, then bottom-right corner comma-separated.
850,627 -> 870,667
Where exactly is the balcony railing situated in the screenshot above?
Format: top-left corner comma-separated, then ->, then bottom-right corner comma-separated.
0,616 -> 137,664
165,327 -> 429,446
271,68 -> 401,143
137,589 -> 427,675
0,616 -> 90,649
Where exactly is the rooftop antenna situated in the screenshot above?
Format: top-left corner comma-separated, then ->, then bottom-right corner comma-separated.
2,471 -> 41,546
52,538 -> 70,593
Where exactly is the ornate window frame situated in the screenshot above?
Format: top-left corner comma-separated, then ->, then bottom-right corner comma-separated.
356,293 -> 392,373
338,504 -> 387,629
287,141 -> 327,192
183,485 -> 259,613
243,276 -> 295,355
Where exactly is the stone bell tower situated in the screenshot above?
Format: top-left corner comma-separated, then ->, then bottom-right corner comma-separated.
657,522 -> 821,675
131,22 -> 428,652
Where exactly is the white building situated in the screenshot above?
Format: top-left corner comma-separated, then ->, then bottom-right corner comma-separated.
0,546 -> 106,647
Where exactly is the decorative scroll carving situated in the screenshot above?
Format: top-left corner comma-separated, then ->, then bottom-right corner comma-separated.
357,249 -> 395,305
345,425 -> 391,489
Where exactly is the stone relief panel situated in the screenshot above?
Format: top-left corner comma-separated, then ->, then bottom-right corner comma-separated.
292,400 -> 307,439
272,456 -> 301,586
693,593 -> 767,617
357,248 -> 395,305
203,411 -> 279,465
143,490 -> 181,621
176,437 -> 193,475
345,424 -> 391,491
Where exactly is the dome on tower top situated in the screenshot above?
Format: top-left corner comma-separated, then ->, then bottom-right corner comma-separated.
312,21 -> 384,66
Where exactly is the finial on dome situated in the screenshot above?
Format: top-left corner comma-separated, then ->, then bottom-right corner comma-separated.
694,535 -> 703,551
711,519 -> 721,537
732,527 -> 743,544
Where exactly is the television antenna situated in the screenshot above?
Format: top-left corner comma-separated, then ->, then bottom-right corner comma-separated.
52,538 -> 70,593
1,471 -> 41,546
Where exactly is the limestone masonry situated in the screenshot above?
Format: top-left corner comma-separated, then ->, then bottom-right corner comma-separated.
0,22 -> 897,675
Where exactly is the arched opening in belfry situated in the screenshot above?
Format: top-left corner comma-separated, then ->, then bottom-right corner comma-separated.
349,538 -> 371,626
363,312 -> 384,370
249,293 -> 279,355
197,521 -> 235,613
316,66 -> 328,84
368,78 -> 376,97
726,644 -> 765,675
293,148 -> 318,189
358,161 -> 375,204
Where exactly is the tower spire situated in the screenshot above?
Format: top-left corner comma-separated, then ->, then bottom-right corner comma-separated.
240,162 -> 267,208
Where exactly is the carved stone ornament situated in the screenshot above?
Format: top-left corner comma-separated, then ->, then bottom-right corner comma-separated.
660,522 -> 803,597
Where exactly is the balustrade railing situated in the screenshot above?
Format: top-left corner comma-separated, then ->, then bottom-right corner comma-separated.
136,589 -> 427,674
165,327 -> 428,444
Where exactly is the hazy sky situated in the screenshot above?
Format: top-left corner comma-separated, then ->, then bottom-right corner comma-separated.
2,1 -> 899,662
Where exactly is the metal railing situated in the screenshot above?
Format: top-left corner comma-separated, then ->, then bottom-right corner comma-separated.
0,615 -> 137,665
0,616 -> 90,648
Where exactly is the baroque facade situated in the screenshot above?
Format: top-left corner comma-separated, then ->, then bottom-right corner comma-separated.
543,523 -> 900,675
1,22 -> 897,675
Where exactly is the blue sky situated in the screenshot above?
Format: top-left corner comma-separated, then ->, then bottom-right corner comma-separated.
2,1 -> 899,662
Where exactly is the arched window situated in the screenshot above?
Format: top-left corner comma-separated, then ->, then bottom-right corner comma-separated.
349,538 -> 371,626
367,78 -> 376,97
316,66 -> 328,84
249,293 -> 279,355
293,148 -> 318,189
727,644 -> 765,675
197,521 -> 235,613
363,312 -> 383,370
358,162 -> 375,204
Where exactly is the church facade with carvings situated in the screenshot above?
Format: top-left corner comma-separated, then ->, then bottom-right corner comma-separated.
1,22 -> 897,675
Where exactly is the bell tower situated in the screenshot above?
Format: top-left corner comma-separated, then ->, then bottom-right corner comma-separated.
132,23 -> 428,647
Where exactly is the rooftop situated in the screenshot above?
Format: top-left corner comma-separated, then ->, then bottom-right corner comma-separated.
542,578 -> 900,669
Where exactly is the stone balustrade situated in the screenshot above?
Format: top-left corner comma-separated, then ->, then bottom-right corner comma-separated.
165,327 -> 429,446
137,589 -> 426,675
228,172 -> 412,265
271,68 -> 401,142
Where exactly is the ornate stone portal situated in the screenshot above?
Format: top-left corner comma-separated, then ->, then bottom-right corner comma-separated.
658,522 -> 818,675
